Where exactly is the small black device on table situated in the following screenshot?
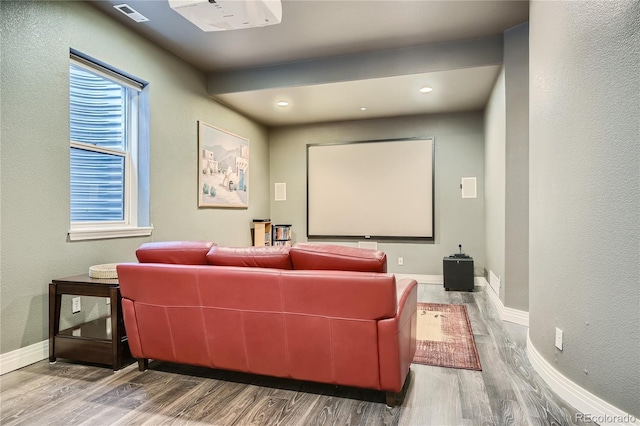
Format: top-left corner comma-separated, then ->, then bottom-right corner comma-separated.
443,244 -> 474,292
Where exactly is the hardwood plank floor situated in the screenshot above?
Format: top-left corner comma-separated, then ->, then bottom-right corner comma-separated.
0,285 -> 595,426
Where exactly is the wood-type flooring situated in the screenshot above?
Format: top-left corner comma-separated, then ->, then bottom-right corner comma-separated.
0,285 -> 594,425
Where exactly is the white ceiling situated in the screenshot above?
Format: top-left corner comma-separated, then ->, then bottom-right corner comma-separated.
89,0 -> 529,126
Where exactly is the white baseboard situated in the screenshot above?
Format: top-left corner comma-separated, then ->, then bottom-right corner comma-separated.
0,340 -> 49,375
394,273 -> 443,284
503,306 -> 529,327
479,277 -> 529,327
394,274 -> 487,286
527,332 -> 639,425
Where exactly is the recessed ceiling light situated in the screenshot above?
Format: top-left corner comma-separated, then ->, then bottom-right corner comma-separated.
419,86 -> 433,93
360,107 -> 367,111
276,101 -> 289,107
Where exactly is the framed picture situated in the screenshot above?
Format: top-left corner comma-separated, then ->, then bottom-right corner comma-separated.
198,121 -> 249,208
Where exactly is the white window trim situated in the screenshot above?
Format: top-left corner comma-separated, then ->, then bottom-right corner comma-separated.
68,225 -> 153,241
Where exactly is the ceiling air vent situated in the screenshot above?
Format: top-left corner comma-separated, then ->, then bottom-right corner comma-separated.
113,4 -> 149,23
168,0 -> 282,31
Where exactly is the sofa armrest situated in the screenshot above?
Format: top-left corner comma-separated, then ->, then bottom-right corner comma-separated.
395,277 -> 416,304
377,278 -> 417,392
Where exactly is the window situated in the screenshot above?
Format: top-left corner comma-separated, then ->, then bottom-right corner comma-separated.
68,52 -> 151,240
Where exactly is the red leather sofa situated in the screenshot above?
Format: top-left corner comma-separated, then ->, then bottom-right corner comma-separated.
117,241 -> 417,406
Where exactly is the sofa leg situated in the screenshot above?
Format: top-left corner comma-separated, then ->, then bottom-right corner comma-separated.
137,358 -> 148,371
386,368 -> 412,407
385,392 -> 398,407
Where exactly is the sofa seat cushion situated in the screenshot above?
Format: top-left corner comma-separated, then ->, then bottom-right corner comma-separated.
290,243 -> 387,273
136,241 -> 215,265
206,246 -> 293,269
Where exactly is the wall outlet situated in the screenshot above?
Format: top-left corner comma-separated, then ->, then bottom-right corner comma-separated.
72,297 -> 81,314
555,327 -> 563,350
397,257 -> 404,266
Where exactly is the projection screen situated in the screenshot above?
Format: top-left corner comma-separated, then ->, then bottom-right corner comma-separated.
307,138 -> 434,240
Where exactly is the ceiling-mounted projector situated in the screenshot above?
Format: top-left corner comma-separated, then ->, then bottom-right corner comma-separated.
168,0 -> 282,31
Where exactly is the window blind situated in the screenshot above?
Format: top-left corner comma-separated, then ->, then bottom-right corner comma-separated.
69,62 -> 136,222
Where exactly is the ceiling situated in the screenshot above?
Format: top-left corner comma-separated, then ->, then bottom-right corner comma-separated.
89,0 -> 529,126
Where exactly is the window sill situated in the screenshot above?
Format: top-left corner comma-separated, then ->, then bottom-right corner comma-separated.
68,225 -> 153,241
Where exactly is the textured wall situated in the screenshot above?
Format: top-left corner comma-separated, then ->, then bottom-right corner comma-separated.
484,25 -> 530,312
0,1 -> 269,354
504,23 -> 529,311
529,0 -> 639,416
269,112 -> 486,275
483,67 -> 506,298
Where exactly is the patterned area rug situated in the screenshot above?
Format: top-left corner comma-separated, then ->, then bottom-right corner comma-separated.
412,302 -> 482,371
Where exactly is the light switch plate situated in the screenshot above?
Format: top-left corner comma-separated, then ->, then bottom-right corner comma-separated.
555,327 -> 563,350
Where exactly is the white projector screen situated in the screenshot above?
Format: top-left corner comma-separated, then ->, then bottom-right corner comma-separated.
307,138 -> 434,240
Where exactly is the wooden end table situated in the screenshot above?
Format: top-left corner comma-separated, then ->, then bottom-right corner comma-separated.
49,274 -> 130,371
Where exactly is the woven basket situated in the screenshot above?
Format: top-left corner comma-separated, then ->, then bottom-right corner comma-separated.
89,263 -> 119,279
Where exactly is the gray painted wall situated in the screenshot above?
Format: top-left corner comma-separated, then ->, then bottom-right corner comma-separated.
0,1 -> 269,354
529,0 -> 639,417
268,113 -> 486,275
504,23 -> 529,312
483,24 -> 530,312
484,68 -> 506,298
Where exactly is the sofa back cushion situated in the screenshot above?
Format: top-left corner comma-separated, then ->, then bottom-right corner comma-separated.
290,243 -> 387,273
206,246 -> 293,270
136,241 -> 215,265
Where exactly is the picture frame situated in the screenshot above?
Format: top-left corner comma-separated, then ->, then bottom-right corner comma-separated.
198,121 -> 249,208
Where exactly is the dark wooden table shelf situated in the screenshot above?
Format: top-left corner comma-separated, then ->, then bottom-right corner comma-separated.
58,315 -> 113,341
49,274 -> 130,371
